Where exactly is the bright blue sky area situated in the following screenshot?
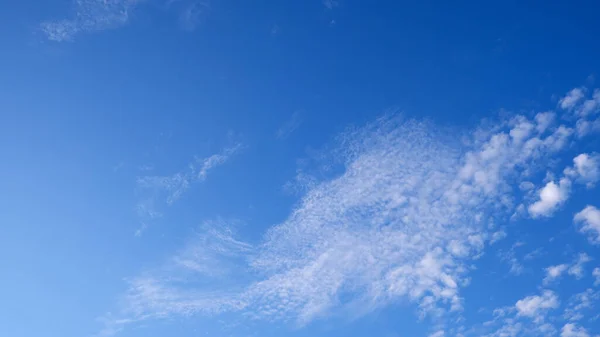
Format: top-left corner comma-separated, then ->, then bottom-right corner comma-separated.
2,1 -> 600,337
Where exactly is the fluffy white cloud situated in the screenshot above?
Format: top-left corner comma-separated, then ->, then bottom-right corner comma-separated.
574,206 -> 600,244
559,88 -> 586,111
561,323 -> 590,337
528,178 -> 571,217
515,290 -> 559,323
565,153 -> 600,188
543,264 -> 569,284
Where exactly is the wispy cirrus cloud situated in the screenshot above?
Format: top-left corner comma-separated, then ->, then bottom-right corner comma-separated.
563,288 -> 599,322
40,0 -> 145,42
275,111 -> 303,140
134,142 -> 243,235
137,141 -> 242,205
40,0 -> 211,41
100,85 -> 600,336
167,0 -> 210,31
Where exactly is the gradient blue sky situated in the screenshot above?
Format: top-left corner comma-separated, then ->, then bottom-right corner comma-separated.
2,1 -> 600,337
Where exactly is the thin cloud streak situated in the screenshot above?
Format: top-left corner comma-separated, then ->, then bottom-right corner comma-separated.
40,0 -> 145,41
276,111 -> 303,140
133,142 -> 243,235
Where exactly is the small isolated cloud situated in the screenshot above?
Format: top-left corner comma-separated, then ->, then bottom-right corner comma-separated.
498,243 -> 525,276
592,268 -> 600,286
429,330 -> 445,337
561,323 -> 590,337
564,153 -> 600,188
275,111 -> 303,139
138,142 -> 242,204
528,178 -> 571,217
40,0 -> 145,42
568,253 -> 591,279
490,230 -> 507,244
134,142 -> 243,235
134,223 -> 148,237
177,1 -> 210,31
543,264 -> 568,284
559,88 -> 586,111
574,205 -> 600,244
197,142 -> 243,181
515,290 -> 559,323
323,0 -> 339,9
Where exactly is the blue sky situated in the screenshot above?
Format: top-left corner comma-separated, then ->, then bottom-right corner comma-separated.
2,1 -> 600,337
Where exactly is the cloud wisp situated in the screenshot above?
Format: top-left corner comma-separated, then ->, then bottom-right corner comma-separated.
40,0 -> 145,42
275,111 -> 303,140
39,0 -> 211,41
133,142 -> 242,235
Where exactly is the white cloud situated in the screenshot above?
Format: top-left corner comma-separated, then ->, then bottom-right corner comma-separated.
563,289 -> 598,322
429,330 -> 445,337
559,88 -> 585,111
565,153 -> 600,188
535,111 -> 555,133
568,253 -> 592,279
137,142 -> 242,204
40,0 -> 144,41
560,86 -> 600,137
133,142 -> 242,235
593,268 -> 600,286
577,89 -> 600,117
498,244 -> 525,276
576,118 -> 600,137
543,264 -> 568,284
561,323 -> 590,337
515,290 -> 559,323
574,206 -> 600,244
490,230 -> 507,244
123,220 -> 252,320
528,178 -> 571,217
105,111 -> 585,333
197,143 -> 243,181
